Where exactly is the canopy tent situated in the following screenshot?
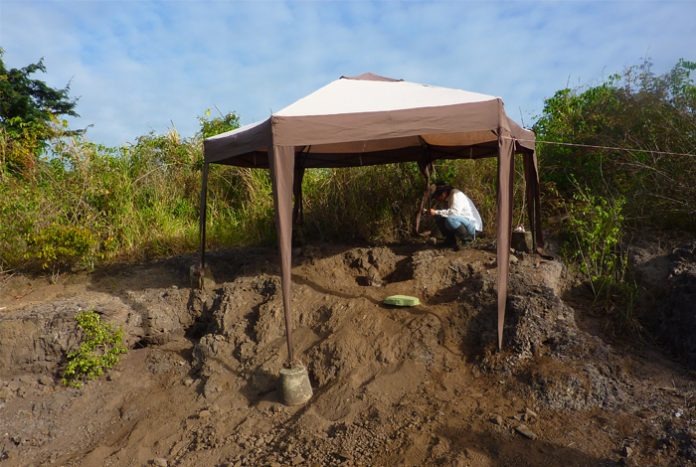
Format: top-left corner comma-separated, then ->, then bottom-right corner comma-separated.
201,73 -> 544,364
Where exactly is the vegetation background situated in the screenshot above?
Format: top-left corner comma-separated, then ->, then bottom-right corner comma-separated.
1,50 -> 694,329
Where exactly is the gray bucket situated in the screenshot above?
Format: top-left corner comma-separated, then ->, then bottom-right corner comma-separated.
280,365 -> 313,406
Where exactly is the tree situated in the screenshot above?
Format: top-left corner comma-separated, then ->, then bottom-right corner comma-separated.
0,48 -> 81,176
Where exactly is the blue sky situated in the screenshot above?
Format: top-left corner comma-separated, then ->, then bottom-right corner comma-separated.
1,0 -> 694,148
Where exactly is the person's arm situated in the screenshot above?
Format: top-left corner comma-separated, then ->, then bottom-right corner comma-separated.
434,191 -> 466,217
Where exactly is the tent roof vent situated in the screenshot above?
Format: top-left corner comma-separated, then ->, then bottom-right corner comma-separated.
340,72 -> 403,82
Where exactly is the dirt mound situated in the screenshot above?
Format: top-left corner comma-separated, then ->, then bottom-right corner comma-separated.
630,240 -> 696,370
656,243 -> 696,368
1,244 -> 695,465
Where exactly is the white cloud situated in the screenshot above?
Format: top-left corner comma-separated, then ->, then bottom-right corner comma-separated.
1,0 -> 694,146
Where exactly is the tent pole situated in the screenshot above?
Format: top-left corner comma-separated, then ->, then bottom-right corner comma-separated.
269,145 -> 296,366
523,153 -> 535,250
199,162 -> 209,271
523,151 -> 544,252
292,165 -> 306,226
496,132 -> 515,351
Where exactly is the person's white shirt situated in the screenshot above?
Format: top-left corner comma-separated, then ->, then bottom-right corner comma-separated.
434,189 -> 483,232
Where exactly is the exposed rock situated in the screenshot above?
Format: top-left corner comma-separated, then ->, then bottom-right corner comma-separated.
524,408 -> 538,422
515,424 -> 538,440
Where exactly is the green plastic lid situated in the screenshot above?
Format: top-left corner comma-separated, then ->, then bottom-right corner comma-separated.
383,295 -> 421,307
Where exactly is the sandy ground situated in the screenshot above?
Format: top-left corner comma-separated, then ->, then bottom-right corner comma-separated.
0,241 -> 694,466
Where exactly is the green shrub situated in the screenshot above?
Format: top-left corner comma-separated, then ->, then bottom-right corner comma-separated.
25,223 -> 98,271
562,183 -> 626,292
61,310 -> 127,388
561,182 -> 639,330
535,59 -> 696,232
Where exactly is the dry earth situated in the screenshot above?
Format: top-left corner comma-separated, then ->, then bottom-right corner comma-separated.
1,240 -> 695,466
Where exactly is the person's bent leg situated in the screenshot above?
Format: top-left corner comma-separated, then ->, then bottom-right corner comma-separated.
446,216 -> 476,246
435,216 -> 456,247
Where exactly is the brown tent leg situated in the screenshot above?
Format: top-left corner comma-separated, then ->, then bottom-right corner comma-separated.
523,151 -> 544,251
496,134 -> 515,350
292,165 -> 306,226
269,145 -> 296,366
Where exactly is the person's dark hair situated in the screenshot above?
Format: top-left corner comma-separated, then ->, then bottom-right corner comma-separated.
432,184 -> 452,198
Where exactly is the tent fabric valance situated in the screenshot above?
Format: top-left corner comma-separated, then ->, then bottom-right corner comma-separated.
201,73 -> 543,362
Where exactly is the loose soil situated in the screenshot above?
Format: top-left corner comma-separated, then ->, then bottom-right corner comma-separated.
1,241 -> 694,466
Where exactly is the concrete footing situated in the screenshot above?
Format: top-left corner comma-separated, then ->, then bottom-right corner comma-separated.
280,365 -> 313,406
189,264 -> 215,290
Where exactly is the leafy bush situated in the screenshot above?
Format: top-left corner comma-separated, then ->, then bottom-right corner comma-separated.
535,59 -> 696,232
61,311 -> 127,388
562,183 -> 626,293
561,182 -> 639,330
198,109 -> 239,138
25,223 -> 98,271
534,58 -> 694,334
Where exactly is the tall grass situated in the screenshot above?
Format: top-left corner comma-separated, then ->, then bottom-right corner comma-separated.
298,156 -> 529,244
0,127 -> 276,272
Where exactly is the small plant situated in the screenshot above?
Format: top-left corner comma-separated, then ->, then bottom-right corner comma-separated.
563,183 -> 626,296
561,181 -> 641,333
61,310 -> 127,388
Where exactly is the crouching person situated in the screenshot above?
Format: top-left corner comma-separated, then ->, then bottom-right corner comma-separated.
428,184 -> 483,251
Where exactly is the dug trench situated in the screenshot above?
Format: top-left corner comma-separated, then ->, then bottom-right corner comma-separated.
0,242 -> 694,466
